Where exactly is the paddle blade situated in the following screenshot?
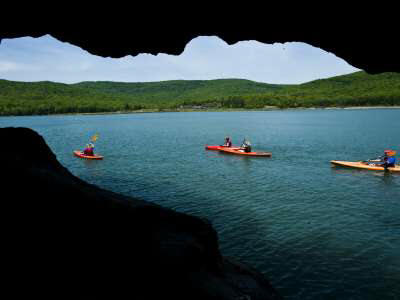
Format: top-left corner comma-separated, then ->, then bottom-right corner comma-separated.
91,134 -> 99,142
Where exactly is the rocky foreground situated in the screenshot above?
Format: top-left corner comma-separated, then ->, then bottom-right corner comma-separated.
2,127 -> 282,300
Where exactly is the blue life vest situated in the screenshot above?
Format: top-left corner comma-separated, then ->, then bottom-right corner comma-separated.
387,156 -> 396,164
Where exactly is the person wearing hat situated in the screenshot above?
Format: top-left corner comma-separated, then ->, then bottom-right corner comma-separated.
381,150 -> 396,169
223,136 -> 232,147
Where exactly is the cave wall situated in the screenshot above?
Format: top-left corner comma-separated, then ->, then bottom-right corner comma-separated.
2,127 -> 282,299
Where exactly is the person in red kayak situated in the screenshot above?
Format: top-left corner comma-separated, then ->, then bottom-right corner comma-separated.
241,138 -> 252,153
83,143 -> 95,156
223,136 -> 232,147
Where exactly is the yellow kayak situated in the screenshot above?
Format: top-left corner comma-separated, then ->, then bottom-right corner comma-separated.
331,160 -> 400,172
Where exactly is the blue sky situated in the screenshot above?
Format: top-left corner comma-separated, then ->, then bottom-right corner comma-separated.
0,34 -> 359,84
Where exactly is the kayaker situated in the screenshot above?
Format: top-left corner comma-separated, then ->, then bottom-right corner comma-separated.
223,136 -> 232,147
83,143 -> 95,156
241,138 -> 252,153
88,143 -> 95,156
83,144 -> 90,155
382,150 -> 396,169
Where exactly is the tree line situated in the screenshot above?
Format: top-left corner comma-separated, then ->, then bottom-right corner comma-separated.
1,71 -> 399,116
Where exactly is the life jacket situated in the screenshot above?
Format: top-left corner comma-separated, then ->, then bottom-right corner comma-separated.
387,156 -> 396,165
84,147 -> 94,156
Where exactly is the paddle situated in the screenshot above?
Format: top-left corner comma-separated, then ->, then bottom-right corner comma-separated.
362,154 -> 383,164
363,154 -> 395,170
90,133 -> 99,143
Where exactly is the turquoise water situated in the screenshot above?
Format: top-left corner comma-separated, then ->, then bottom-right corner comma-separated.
1,109 -> 400,300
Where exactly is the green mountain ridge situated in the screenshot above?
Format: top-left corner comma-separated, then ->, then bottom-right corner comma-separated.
1,71 -> 400,115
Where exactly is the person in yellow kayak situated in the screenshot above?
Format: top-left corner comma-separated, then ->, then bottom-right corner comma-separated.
223,136 -> 232,147
241,138 -> 252,153
381,150 -> 396,169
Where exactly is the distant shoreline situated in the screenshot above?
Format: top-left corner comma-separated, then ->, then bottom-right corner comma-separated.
1,106 -> 400,117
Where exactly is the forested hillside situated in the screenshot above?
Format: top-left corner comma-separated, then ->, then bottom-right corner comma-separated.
1,71 -> 399,115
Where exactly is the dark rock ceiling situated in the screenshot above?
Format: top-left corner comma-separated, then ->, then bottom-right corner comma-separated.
1,6 -> 399,74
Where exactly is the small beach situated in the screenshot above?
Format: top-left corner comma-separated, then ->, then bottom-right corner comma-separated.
3,105 -> 400,118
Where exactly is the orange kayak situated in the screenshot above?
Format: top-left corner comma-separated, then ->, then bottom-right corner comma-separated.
74,150 -> 104,160
205,145 -> 240,151
331,160 -> 400,172
219,148 -> 272,157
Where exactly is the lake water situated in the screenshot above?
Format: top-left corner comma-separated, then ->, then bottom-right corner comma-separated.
1,109 -> 399,300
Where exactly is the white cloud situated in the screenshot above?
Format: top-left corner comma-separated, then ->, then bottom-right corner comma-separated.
0,60 -> 44,72
0,61 -> 19,72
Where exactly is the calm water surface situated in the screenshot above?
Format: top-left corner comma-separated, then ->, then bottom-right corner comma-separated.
2,109 -> 400,300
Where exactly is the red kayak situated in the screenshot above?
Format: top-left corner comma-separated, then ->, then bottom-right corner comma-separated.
218,147 -> 272,157
205,145 -> 240,151
74,150 -> 104,160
